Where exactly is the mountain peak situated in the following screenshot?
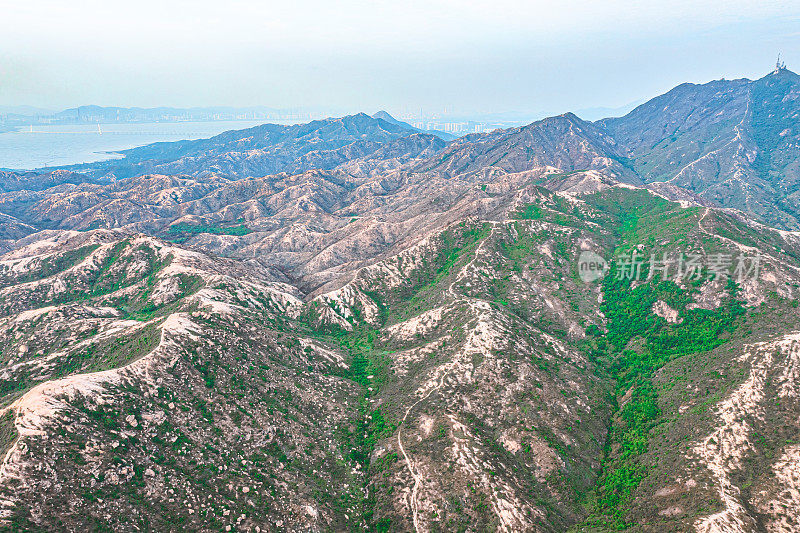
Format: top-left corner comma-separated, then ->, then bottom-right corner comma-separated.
341,112 -> 373,122
760,54 -> 798,81
372,110 -> 397,122
523,111 -> 589,131
559,111 -> 582,121
765,66 -> 799,80
370,110 -> 418,132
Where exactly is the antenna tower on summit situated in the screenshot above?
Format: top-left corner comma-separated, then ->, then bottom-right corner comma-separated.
775,54 -> 787,73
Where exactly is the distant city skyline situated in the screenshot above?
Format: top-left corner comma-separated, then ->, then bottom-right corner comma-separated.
2,1 -> 799,119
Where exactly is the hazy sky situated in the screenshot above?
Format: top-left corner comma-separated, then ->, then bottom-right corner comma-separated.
2,0 -> 799,119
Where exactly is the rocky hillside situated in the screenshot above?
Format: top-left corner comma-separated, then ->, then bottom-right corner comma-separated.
1,171 -> 800,531
0,170 -> 107,193
2,69 -> 800,532
599,67 -> 800,229
0,231 -> 370,530
414,113 -> 637,182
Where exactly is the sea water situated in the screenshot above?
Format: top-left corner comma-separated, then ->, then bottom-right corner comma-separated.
0,120 -> 302,170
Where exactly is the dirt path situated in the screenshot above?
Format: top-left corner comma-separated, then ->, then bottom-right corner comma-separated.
396,225 -> 493,532
396,370 -> 448,533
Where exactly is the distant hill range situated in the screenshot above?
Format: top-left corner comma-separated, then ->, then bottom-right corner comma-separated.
50,112 -> 447,180
0,105 -> 454,142
0,104 -> 311,124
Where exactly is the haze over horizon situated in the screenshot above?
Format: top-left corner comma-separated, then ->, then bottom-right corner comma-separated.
2,0 -> 799,119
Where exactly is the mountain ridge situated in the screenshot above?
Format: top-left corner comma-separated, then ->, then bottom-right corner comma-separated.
598,68 -> 800,229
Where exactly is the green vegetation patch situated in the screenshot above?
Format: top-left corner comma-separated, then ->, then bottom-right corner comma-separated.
50,321 -> 163,378
513,203 -> 543,220
568,188 -> 750,528
0,244 -> 100,288
589,267 -> 744,527
0,410 -> 18,459
166,222 -> 252,243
